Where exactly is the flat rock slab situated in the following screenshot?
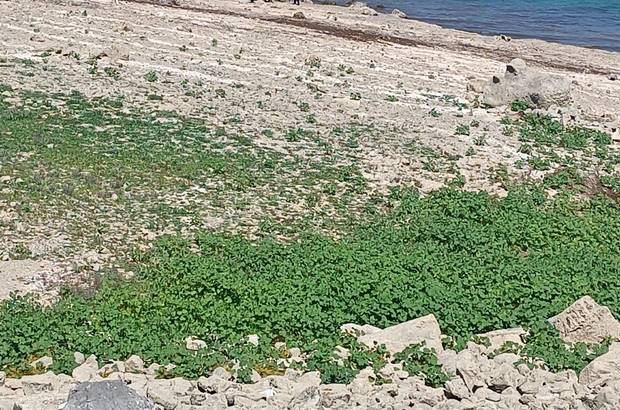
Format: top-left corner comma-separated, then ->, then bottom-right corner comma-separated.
63,380 -> 158,410
357,314 -> 443,354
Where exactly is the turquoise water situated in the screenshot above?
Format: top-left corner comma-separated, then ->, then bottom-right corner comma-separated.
333,0 -> 620,52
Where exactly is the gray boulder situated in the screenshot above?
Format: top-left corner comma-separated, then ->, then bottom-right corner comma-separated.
63,380 -> 159,410
482,58 -> 571,108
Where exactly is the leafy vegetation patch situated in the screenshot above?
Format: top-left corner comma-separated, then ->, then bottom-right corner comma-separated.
1,187 -> 618,384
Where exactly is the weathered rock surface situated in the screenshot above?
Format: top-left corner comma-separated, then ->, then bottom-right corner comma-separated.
579,342 -> 620,386
550,295 -> 620,344
63,380 -> 158,410
482,58 -> 572,108
356,314 -> 443,354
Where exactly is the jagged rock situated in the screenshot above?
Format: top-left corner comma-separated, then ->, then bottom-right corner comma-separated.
456,350 -> 487,392
467,79 -> 488,93
293,12 -> 306,19
357,315 -> 443,354
30,356 -> 53,370
482,58 -> 571,108
72,355 -> 99,383
125,355 -> 145,374
444,377 -> 469,399
549,296 -> 620,344
487,362 -> 523,391
20,372 -> 56,396
348,2 -> 378,16
391,9 -> 407,18
73,352 -> 85,365
63,380 -> 157,410
146,379 -> 177,410
580,342 -> 620,386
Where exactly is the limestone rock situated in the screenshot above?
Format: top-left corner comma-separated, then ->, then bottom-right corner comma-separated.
349,2 -> 378,16
63,380 -> 158,410
477,327 -> 525,352
20,372 -> 56,396
580,342 -> 620,386
293,12 -> 306,20
30,356 -> 53,370
482,58 -> 571,108
125,355 -> 145,374
341,323 -> 382,336
357,315 -> 443,354
391,9 -> 407,18
185,336 -> 207,351
549,296 -> 620,344
72,355 -> 99,383
146,379 -> 177,410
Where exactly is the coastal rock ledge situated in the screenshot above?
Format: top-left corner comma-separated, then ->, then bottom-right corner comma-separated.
2,296 -> 620,410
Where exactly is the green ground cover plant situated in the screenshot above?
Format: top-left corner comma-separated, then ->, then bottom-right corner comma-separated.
1,186 -> 619,384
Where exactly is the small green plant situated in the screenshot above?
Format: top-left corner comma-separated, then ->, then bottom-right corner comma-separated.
179,45 -> 188,52
234,54 -> 241,60
104,67 -> 120,80
350,92 -> 361,101
215,88 -> 226,98
386,95 -> 398,102
473,135 -> 487,146
298,102 -> 310,112
429,108 -> 441,118
393,343 -> 451,388
455,124 -> 470,136
306,115 -> 316,124
212,38 -> 218,47
465,147 -> 475,156
346,67 -> 354,75
511,99 -> 533,112
144,71 -> 158,82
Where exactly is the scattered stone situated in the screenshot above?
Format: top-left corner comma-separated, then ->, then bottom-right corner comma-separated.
356,314 -> 443,354
549,295 -> 620,344
391,8 -> 407,18
63,380 -> 157,410
71,355 -> 98,383
125,355 -> 145,374
477,327 -> 526,352
247,334 -> 259,346
30,356 -> 53,370
467,79 -> 487,93
185,336 -> 207,351
74,352 -> 85,365
293,11 -> 306,19
580,342 -> 620,386
482,58 -> 572,108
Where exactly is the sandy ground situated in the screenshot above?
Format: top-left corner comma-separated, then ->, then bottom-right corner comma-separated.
0,0 -> 619,300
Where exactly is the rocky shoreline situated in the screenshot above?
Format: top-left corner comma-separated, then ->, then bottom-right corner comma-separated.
1,1 -> 620,409
2,296 -> 620,409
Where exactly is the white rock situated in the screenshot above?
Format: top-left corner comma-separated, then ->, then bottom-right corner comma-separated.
73,352 -> 85,365
124,355 -> 145,373
357,315 -> 443,354
391,8 -> 407,18
147,379 -> 177,410
71,355 -> 98,382
20,372 -> 56,395
185,336 -> 207,351
340,323 -> 382,336
247,334 -> 259,346
550,296 -> 620,344
477,327 -> 526,352
580,342 -> 620,386
445,377 -> 470,399
30,356 -> 53,369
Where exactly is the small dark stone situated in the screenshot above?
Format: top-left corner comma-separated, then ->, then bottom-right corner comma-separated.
293,12 -> 306,19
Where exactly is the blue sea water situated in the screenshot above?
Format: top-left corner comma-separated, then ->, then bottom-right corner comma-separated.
332,0 -> 620,53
